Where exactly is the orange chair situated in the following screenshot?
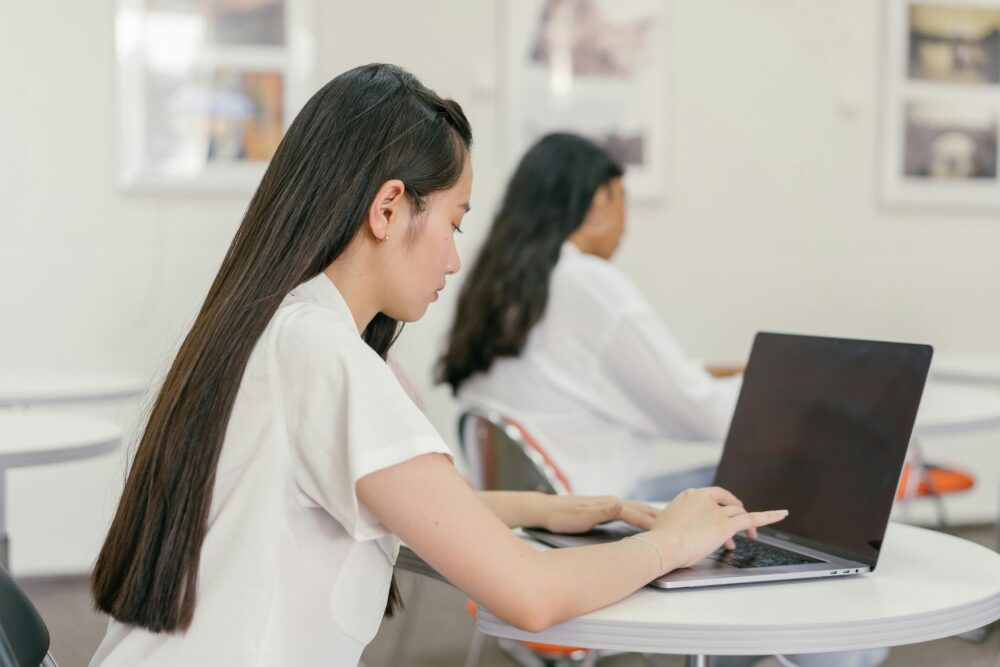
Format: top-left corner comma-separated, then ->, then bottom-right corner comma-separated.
896,434 -> 976,530
896,462 -> 975,499
464,600 -> 597,666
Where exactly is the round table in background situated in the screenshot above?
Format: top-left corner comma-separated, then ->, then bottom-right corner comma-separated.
913,379 -> 1000,436
931,353 -> 1000,385
0,373 -> 145,407
0,413 -> 122,569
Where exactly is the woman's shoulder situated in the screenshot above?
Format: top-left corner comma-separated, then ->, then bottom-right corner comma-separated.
271,300 -> 377,370
554,248 -> 648,314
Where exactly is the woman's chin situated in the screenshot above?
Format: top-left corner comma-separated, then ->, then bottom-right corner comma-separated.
386,303 -> 431,323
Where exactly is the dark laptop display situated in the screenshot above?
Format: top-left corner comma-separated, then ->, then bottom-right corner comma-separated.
714,333 -> 933,567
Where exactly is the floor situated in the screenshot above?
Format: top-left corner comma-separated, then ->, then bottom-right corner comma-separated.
21,525 -> 1000,667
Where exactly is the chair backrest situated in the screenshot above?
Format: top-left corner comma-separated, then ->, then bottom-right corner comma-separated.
458,409 -> 571,495
0,565 -> 51,667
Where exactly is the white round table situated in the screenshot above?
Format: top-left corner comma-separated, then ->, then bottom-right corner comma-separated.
0,412 -> 122,569
472,524 -> 1000,660
0,373 -> 146,407
914,380 -> 1000,436
931,353 -> 1000,385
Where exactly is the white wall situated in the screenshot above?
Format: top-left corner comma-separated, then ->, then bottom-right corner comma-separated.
2,0 -> 998,576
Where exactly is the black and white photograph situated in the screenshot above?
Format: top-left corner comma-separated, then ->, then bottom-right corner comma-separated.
908,3 -> 1000,84
884,0 -> 1000,207
503,0 -> 667,199
903,100 -> 997,178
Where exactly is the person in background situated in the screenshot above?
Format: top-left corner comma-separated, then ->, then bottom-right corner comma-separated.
439,132 -> 741,501
88,65 -> 785,667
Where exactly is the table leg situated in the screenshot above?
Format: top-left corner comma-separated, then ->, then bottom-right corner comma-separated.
686,656 -> 711,667
0,468 -> 7,570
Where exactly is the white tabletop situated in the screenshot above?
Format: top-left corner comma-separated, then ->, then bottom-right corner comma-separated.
913,379 -> 1000,435
931,353 -> 1000,384
475,523 -> 1000,656
0,413 -> 123,468
0,373 -> 146,407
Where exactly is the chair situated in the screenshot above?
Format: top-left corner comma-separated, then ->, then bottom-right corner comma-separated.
896,435 -> 976,531
458,409 -> 655,667
0,565 -> 58,667
459,409 -> 571,496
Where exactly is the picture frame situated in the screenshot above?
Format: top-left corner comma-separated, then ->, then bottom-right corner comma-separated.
883,0 -> 1000,209
115,0 -> 315,193
500,0 -> 669,202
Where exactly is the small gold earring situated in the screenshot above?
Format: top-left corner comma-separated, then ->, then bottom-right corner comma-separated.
377,233 -> 389,244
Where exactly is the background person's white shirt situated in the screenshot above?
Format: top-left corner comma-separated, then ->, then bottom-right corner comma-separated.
459,242 -> 740,498
91,274 -> 451,667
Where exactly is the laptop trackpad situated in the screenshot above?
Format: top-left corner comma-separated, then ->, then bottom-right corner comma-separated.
684,558 -> 736,572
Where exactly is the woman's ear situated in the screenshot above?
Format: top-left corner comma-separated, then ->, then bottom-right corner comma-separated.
367,179 -> 407,242
590,183 -> 611,211
578,184 -> 613,237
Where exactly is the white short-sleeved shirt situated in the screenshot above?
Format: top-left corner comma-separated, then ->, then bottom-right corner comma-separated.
91,273 -> 451,667
459,242 -> 740,497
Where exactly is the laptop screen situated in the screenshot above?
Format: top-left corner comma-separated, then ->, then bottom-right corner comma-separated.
714,333 -> 932,565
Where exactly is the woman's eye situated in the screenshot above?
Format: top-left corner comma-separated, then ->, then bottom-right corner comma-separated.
451,224 -> 464,234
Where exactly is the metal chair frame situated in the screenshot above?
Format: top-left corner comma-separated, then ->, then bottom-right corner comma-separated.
458,407 -> 570,496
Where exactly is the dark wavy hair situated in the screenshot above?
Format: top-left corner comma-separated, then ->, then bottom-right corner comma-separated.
92,63 -> 472,633
438,132 -> 622,393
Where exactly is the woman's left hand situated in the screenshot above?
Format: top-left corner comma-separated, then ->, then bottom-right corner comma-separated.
540,495 -> 659,534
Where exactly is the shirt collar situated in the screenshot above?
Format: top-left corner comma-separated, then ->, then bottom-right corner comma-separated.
288,272 -> 359,332
561,240 -> 583,258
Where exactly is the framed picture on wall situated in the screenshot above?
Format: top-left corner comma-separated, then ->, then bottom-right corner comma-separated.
115,0 -> 315,193
501,0 -> 669,202
883,0 -> 1000,209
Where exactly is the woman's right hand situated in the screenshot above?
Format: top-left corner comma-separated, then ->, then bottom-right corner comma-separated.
648,486 -> 788,570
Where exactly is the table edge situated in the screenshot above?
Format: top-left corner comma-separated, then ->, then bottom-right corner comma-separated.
475,592 -> 1000,655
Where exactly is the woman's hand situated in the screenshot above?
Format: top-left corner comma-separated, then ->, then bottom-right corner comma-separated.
539,495 -> 659,534
649,486 -> 788,570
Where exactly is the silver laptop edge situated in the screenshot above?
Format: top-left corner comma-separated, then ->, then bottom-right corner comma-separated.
650,531 -> 870,589
524,526 -> 871,588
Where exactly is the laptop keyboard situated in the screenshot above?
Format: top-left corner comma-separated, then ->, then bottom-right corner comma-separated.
708,534 -> 823,569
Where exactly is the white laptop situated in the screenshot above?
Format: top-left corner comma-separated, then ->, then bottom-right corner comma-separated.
526,332 -> 933,589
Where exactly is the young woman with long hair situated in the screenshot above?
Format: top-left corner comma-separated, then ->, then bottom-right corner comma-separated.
438,132 -> 742,501
90,65 -> 785,667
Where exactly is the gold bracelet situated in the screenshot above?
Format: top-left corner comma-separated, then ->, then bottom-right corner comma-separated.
625,534 -> 663,574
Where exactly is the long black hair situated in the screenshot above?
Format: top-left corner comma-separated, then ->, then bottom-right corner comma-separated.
93,63 -> 472,633
438,132 -> 621,393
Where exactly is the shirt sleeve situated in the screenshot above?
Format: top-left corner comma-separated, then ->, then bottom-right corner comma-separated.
597,306 -> 742,441
273,308 -> 452,540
